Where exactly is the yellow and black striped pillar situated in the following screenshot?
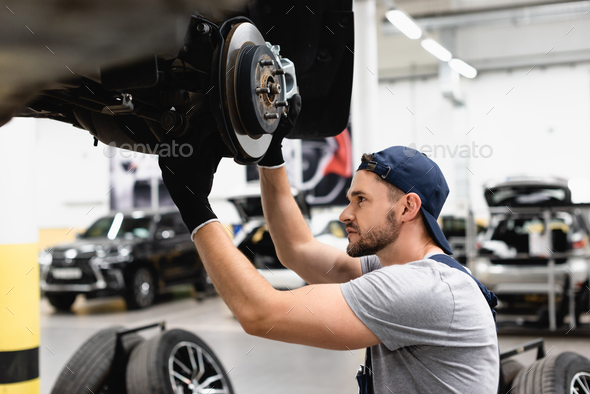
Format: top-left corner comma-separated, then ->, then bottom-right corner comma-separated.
0,118 -> 40,393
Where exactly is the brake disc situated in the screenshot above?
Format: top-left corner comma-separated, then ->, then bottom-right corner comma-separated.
220,22 -> 287,163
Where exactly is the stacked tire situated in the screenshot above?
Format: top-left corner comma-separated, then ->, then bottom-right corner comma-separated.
501,358 -> 525,390
50,326 -> 143,394
126,329 -> 234,394
50,326 -> 234,394
511,352 -> 590,394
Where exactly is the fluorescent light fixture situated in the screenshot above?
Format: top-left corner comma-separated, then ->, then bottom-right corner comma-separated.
421,39 -> 452,62
385,10 -> 422,39
449,58 -> 477,78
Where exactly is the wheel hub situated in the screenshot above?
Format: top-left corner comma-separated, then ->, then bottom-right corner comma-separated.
570,371 -> 590,393
168,341 -> 230,394
219,22 -> 296,163
235,44 -> 286,136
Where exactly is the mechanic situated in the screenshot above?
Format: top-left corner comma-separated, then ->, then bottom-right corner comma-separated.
159,97 -> 499,393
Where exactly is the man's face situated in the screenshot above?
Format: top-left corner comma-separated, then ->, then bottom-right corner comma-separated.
339,171 -> 402,257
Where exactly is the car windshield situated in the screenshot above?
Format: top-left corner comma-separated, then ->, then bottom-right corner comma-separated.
230,195 -> 309,221
83,213 -> 152,239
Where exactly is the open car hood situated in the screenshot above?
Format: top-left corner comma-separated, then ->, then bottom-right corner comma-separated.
484,177 -> 572,207
229,193 -> 310,223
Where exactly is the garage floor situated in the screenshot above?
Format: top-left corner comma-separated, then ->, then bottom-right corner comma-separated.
40,290 -> 590,394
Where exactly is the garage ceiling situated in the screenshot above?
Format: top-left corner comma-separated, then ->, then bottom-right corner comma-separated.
376,0 -> 590,80
390,0 -> 568,16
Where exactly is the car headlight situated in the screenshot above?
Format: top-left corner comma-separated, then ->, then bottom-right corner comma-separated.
38,250 -> 52,265
98,246 -> 133,266
118,246 -> 131,257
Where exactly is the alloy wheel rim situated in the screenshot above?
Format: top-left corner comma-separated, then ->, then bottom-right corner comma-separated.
168,341 -> 230,394
571,371 -> 590,394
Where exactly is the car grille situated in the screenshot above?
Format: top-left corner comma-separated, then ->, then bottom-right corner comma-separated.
489,257 -> 568,265
46,257 -> 97,284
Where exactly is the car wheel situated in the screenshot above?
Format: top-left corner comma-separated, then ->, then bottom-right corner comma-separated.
46,293 -> 77,312
50,326 -> 143,394
512,352 -> 590,394
125,267 -> 156,309
126,329 -> 234,394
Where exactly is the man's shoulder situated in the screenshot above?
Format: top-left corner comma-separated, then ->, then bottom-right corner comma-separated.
360,255 -> 382,274
358,255 -> 483,303
364,258 -> 482,300
361,255 -> 442,274
358,258 -> 459,297
364,255 -> 456,274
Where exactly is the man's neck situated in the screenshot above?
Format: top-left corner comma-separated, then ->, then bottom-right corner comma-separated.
376,232 -> 443,266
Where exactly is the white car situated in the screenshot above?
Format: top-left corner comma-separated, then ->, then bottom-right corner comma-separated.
229,193 -> 348,290
473,177 -> 590,326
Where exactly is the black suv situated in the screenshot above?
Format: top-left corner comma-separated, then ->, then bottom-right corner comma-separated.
39,208 -> 207,311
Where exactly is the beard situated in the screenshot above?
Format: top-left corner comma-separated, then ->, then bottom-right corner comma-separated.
346,211 -> 401,257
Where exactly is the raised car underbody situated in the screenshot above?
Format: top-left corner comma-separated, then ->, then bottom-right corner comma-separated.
1,0 -> 354,164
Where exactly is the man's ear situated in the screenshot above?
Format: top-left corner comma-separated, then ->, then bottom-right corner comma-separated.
401,193 -> 422,221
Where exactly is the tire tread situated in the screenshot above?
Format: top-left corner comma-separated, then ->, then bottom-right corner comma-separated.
50,326 -> 143,394
512,351 -> 590,394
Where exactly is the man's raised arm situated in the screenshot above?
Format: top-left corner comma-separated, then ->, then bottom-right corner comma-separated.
256,96 -> 360,285
259,166 -> 361,284
157,122 -> 379,353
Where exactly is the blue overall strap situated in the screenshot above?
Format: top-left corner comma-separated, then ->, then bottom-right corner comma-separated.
428,254 -> 498,323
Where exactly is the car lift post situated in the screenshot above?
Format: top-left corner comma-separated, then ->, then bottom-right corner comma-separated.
544,210 -> 557,331
466,208 -> 476,274
544,208 -> 578,331
0,118 -> 40,393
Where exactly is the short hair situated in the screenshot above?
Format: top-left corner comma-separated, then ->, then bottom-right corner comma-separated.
360,153 -> 405,203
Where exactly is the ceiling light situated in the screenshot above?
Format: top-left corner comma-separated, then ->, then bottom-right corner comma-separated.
421,39 -> 452,62
385,10 -> 422,39
448,58 -> 477,78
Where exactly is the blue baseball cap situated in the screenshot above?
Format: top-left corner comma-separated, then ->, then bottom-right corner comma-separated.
357,146 -> 453,255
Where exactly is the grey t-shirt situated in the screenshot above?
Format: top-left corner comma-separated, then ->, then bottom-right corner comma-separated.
340,254 -> 499,394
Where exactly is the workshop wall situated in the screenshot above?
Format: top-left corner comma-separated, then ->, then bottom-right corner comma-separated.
375,63 -> 590,217
34,118 -> 110,245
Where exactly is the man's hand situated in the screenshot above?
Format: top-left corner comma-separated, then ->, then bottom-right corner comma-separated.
158,118 -> 229,237
257,94 -> 301,168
